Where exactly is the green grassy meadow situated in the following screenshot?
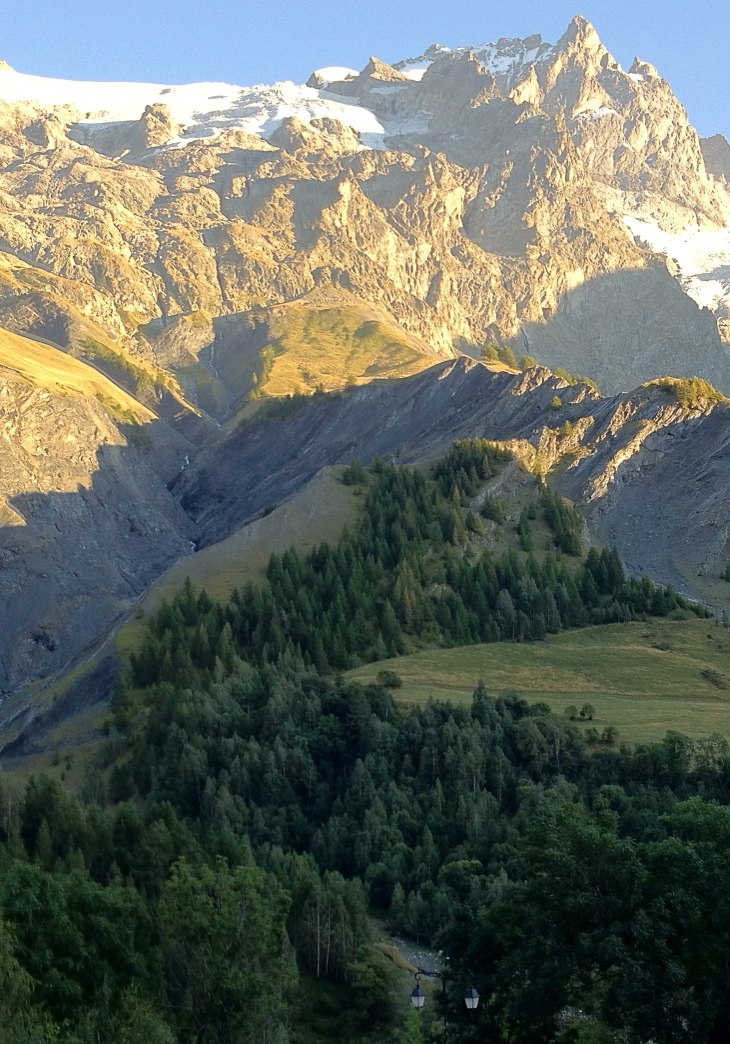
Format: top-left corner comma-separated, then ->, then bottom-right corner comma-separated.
349,617 -> 730,742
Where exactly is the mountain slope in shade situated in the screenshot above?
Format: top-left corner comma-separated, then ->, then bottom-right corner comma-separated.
174,359 -> 730,612
0,325 -> 194,690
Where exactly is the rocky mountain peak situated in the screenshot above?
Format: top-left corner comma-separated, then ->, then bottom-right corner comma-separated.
362,56 -> 409,82
536,18 -> 618,108
556,15 -> 610,57
629,57 -> 659,79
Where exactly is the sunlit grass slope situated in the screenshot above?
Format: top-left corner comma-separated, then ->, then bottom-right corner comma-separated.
0,326 -> 154,423
349,618 -> 730,742
252,302 -> 438,397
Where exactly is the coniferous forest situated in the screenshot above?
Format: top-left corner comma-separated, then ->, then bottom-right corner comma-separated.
2,443 -> 729,1043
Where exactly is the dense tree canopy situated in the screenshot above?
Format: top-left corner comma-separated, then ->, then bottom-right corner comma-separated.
0,444 -> 722,1042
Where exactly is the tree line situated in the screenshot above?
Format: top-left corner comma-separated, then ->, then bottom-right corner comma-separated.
128,444 -> 703,693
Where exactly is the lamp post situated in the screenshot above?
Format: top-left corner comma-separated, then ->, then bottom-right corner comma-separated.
410,973 -> 426,1010
410,968 -> 479,1041
463,986 -> 480,1011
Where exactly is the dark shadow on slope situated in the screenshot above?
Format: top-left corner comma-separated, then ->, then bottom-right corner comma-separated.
518,264 -> 730,395
171,359 -> 588,548
0,417 -> 196,699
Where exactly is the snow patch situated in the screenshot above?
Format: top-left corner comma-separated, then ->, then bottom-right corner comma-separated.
369,84 -> 406,95
312,66 -> 358,83
394,36 -> 555,91
383,112 -> 431,137
399,63 -> 430,82
0,65 -> 394,152
449,37 -> 555,89
0,66 -> 240,125
623,215 -> 730,317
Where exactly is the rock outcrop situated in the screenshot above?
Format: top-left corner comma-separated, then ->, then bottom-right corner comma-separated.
701,134 -> 730,183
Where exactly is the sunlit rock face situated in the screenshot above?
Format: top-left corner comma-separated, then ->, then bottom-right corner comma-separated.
0,17 -> 727,399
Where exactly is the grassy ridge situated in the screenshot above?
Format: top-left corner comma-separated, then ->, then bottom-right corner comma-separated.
251,303 -> 435,397
349,617 -> 730,742
0,327 -> 154,422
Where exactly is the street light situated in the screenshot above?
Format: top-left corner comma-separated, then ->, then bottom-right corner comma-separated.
464,985 -> 480,1010
410,973 -> 426,1009
410,968 -> 480,1040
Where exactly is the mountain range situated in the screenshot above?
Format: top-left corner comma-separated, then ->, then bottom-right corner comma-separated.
0,15 -> 728,713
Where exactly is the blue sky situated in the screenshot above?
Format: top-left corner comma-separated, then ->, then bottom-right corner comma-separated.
5,0 -> 729,136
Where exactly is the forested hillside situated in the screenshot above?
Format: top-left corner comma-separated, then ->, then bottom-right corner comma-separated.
129,443 -> 694,690
1,446 -> 728,1043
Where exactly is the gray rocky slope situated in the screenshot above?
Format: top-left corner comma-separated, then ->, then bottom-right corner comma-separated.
0,355 -> 728,702
0,369 -> 195,692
